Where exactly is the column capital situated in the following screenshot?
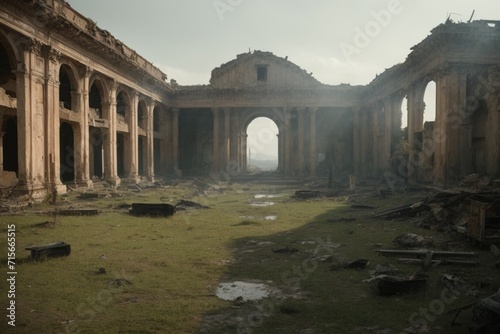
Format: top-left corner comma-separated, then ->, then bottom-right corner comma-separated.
42,45 -> 61,63
78,65 -> 93,79
18,38 -> 43,55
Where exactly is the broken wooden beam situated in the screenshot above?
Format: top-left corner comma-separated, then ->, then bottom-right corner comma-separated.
377,249 -> 477,258
373,201 -> 427,218
397,258 -> 479,266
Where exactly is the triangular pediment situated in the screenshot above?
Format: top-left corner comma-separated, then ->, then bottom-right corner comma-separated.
210,51 -> 322,89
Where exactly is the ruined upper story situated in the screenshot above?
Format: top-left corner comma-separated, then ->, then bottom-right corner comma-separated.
364,19 -> 500,102
0,0 -> 170,94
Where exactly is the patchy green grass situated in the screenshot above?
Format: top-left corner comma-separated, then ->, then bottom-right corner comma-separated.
0,182 -> 498,334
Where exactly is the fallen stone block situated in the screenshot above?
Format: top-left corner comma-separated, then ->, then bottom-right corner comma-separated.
129,203 -> 175,217
26,241 -> 71,260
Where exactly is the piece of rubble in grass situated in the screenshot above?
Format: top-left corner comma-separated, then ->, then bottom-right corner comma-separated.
272,246 -> 299,254
393,233 -> 433,249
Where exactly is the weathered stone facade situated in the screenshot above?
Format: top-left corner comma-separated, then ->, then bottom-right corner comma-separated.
0,0 -> 499,198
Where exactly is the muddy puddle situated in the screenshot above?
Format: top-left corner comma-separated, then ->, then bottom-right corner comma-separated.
249,201 -> 275,207
215,281 -> 277,301
239,215 -> 277,221
254,194 -> 284,199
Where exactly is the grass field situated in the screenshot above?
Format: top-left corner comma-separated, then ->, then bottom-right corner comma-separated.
0,180 -> 497,333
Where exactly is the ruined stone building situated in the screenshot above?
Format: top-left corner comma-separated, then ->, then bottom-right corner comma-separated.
0,0 -> 499,199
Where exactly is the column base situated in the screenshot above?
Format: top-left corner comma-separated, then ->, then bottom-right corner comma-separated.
105,176 -> 121,187
121,175 -> 141,184
53,183 -> 68,195
11,183 -> 50,202
76,179 -> 93,189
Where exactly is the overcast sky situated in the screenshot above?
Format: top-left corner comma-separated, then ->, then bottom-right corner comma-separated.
67,0 -> 497,86
66,0 -> 498,164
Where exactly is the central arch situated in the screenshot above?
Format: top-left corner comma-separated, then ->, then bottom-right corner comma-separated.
239,109 -> 284,174
246,117 -> 279,172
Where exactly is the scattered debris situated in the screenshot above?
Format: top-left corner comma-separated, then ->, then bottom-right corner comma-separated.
32,221 -> 56,229
57,208 -> 99,216
294,190 -> 321,199
470,291 -> 500,333
216,281 -> 278,301
441,274 -> 479,297
371,274 -> 429,296
377,249 -> 478,266
175,199 -> 209,210
26,241 -> 71,260
373,202 -> 426,219
115,203 -> 131,210
343,259 -> 369,269
393,233 -> 434,249
272,246 -> 299,254
129,203 -> 175,217
109,278 -> 132,286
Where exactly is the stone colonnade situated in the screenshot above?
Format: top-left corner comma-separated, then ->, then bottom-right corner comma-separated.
2,37 -> 172,197
355,65 -> 500,186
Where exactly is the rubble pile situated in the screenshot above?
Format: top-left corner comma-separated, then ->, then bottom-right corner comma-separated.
373,177 -> 500,245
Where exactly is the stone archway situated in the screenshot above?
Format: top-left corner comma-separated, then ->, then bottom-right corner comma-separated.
245,117 -> 279,172
238,108 -> 286,174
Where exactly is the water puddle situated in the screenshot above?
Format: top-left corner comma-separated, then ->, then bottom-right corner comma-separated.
216,281 -> 276,301
254,194 -> 283,199
249,201 -> 275,207
239,215 -> 277,221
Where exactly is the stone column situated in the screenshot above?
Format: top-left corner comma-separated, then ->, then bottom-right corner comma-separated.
242,134 -> 248,172
407,87 -> 425,152
146,99 -> 154,181
284,107 -> 291,175
297,108 -> 305,175
230,109 -> 240,174
13,39 -> 46,198
352,108 -> 361,176
73,66 -> 92,188
372,105 -> 380,174
103,81 -> 120,186
163,110 -> 172,174
383,98 -> 393,171
42,45 -> 66,194
172,108 -> 179,174
128,92 -> 139,182
223,108 -> 231,171
434,66 -> 468,185
309,107 -> 318,177
237,131 -> 245,173
212,108 -> 220,171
